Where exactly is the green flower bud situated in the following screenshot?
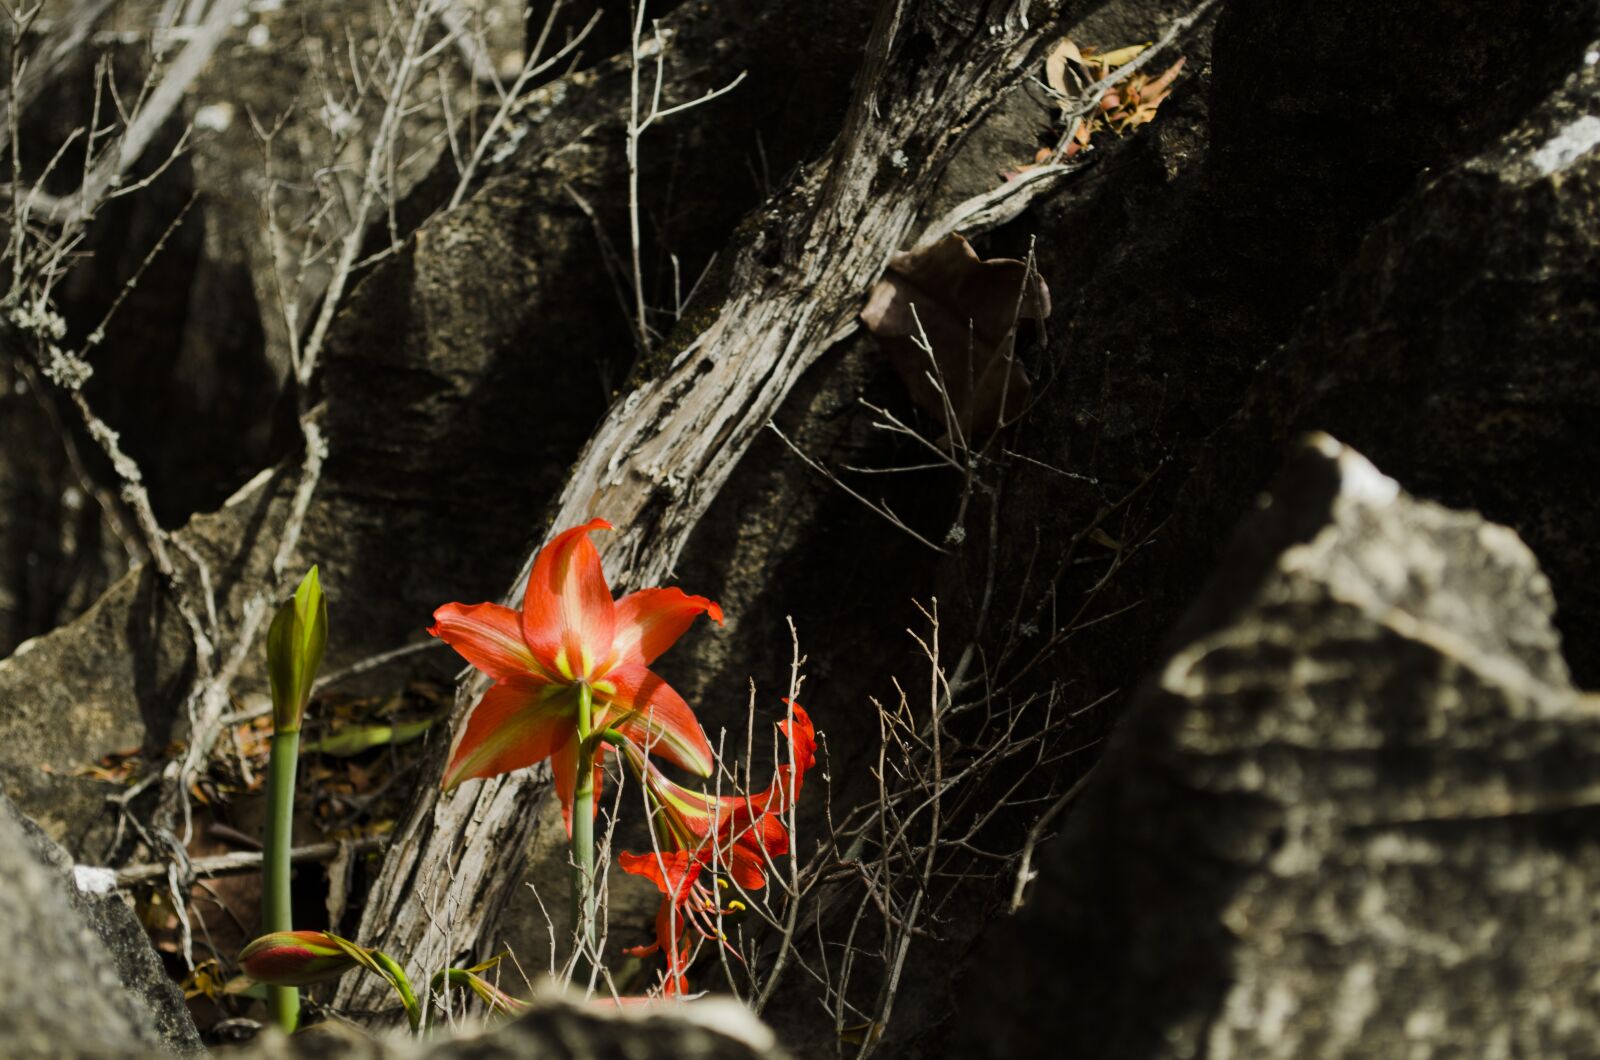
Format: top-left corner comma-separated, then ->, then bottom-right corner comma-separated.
267,566 -> 327,734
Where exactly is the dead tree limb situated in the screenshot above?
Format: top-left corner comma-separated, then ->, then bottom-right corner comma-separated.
339,0 -> 1061,1024
105,836 -> 386,887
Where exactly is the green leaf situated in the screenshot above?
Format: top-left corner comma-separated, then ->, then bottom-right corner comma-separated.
303,718 -> 435,757
266,600 -> 298,731
428,958 -> 527,1019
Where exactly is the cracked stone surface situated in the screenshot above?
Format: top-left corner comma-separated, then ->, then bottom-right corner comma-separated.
964,435 -> 1600,1058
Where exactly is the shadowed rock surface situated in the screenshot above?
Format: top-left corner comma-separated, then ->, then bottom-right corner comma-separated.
0,786 -> 197,1058
1178,4 -> 1600,686
0,790 -> 202,1055
0,473 -> 288,860
233,997 -> 786,1060
969,0 -> 1600,714
964,435 -> 1600,1057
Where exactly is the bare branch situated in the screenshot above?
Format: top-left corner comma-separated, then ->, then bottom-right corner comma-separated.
108,836 -> 386,888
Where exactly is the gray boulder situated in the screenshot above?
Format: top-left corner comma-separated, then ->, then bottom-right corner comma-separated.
0,792 -> 202,1055
0,786 -> 198,1057
1183,5 -> 1600,685
966,435 -> 1600,1057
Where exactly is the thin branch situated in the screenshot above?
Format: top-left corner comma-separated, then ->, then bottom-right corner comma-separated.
448,4 -> 599,210
1009,762 -> 1098,911
767,421 -> 951,555
108,836 -> 387,887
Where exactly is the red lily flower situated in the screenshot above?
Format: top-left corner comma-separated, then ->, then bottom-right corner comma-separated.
625,703 -> 816,889
618,850 -> 706,996
430,519 -> 723,830
618,704 -> 816,996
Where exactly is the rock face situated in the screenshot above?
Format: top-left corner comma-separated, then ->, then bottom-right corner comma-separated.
0,792 -> 202,1055
0,472 -> 289,860
977,0 -> 1600,681
0,787 -> 200,1058
965,435 -> 1600,1057
1181,2 -> 1600,685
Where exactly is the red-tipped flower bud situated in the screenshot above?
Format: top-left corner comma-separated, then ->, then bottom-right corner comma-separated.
239,931 -> 361,987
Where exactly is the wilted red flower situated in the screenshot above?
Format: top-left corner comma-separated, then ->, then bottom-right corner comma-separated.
430,519 -> 722,829
619,704 -> 817,994
624,703 -> 816,889
618,850 -> 705,996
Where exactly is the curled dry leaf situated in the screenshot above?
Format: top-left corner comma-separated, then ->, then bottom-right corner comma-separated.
1044,38 -> 1084,96
860,234 -> 1051,438
1094,43 -> 1150,68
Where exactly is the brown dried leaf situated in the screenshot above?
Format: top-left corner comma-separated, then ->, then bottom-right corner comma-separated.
1094,43 -> 1149,68
1107,56 -> 1186,130
1141,55 -> 1187,99
1044,38 -> 1083,96
861,234 -> 1050,437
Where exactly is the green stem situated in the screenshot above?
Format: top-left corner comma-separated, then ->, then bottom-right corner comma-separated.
571,682 -> 597,970
264,730 -> 301,1032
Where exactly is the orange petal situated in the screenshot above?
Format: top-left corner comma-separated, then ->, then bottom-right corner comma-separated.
723,703 -> 814,822
623,742 -> 722,840
728,790 -> 789,847
727,843 -> 769,890
619,849 -> 701,898
722,704 -> 815,876
655,893 -> 694,996
521,519 -> 617,681
776,702 -> 817,800
442,677 -> 572,789
429,601 -> 541,681
611,588 -> 724,668
550,733 -> 579,832
658,894 -> 692,960
599,664 -> 714,777
661,967 -> 691,997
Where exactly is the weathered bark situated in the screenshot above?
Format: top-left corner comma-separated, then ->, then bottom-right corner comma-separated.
340,0 -> 1064,1022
